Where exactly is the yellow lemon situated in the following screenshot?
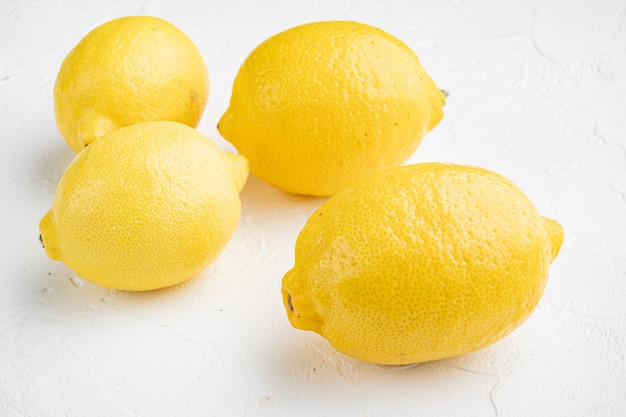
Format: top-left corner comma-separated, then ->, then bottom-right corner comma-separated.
218,21 -> 444,196
39,121 -> 248,291
281,163 -> 563,364
54,16 -> 209,153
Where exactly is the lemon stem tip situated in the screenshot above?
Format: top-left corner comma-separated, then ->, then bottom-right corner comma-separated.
439,89 -> 449,106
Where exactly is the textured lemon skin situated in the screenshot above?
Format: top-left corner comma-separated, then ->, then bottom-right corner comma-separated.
39,121 -> 248,291
281,163 -> 564,364
54,16 -> 209,153
218,21 -> 444,196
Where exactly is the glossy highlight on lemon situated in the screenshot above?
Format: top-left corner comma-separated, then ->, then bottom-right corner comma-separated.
39,121 -> 248,291
218,21 -> 444,196
281,163 -> 564,364
54,16 -> 209,153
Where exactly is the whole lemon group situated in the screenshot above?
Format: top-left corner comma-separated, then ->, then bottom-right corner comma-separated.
42,16 -> 245,292
39,16 -> 563,364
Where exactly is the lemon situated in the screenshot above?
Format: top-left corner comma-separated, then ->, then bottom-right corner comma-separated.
281,163 -> 563,364
39,121 -> 248,291
218,21 -> 444,196
54,16 -> 209,153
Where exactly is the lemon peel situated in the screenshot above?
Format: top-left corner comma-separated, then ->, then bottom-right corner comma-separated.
218,20 -> 444,196
282,163 -> 563,364
54,16 -> 209,152
39,121 -> 248,291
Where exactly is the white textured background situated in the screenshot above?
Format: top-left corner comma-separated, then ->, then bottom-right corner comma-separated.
2,1 -> 625,416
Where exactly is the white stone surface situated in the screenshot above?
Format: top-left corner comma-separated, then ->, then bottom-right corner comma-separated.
1,0 -> 625,416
